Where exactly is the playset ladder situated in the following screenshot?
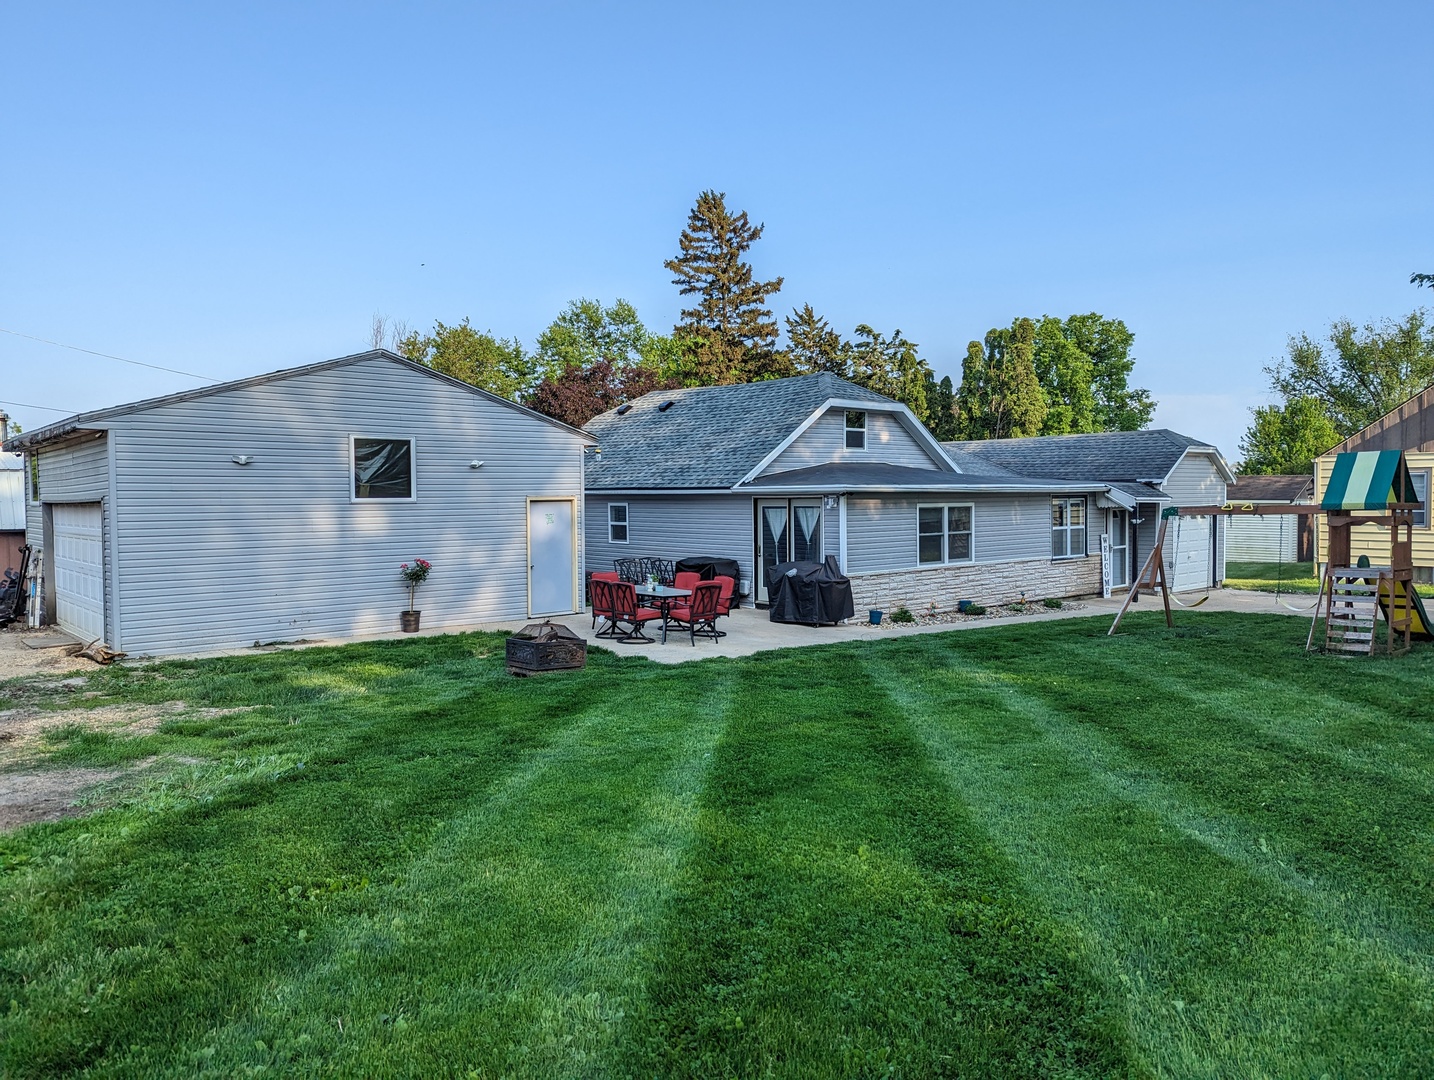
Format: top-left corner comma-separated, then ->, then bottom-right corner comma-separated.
1321,568 -> 1381,654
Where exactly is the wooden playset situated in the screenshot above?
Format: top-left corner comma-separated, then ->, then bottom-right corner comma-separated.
1108,450 -> 1430,655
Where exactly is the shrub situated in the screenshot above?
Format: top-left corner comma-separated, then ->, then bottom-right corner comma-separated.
890,606 -> 916,624
964,603 -> 987,616
1043,597 -> 1063,609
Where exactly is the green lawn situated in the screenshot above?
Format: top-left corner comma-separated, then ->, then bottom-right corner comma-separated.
1226,559 -> 1434,597
3,614 -> 1433,1077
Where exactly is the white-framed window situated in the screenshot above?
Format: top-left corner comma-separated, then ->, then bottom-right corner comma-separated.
608,502 -> 629,544
1413,470 -> 1430,528
918,503 -> 974,565
1052,497 -> 1087,558
845,411 -> 867,450
27,454 -> 39,503
351,436 -> 415,500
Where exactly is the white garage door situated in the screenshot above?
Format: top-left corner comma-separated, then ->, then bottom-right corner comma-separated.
53,503 -> 106,642
1170,514 -> 1212,592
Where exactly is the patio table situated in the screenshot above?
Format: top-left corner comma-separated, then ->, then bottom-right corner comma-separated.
635,584 -> 691,644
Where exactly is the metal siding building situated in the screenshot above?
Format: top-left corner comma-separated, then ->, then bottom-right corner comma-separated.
6,352 -> 592,654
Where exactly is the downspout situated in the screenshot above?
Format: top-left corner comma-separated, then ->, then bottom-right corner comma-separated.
838,494 -> 848,573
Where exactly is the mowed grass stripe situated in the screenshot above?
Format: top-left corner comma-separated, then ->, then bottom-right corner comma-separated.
869,629 -> 1434,1077
0,636 -> 662,1076
153,664 -> 738,1078
1008,614 -> 1434,913
619,646 -> 1139,1079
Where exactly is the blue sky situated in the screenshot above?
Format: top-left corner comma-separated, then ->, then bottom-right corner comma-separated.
2,2 -> 1430,460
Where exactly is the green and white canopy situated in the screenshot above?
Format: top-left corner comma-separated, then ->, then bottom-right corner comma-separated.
1321,450 -> 1419,511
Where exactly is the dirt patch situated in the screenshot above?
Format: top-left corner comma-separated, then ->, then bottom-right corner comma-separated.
0,763 -> 134,831
0,701 -> 263,758
0,627 -> 93,680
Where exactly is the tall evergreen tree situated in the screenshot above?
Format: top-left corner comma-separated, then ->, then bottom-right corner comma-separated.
849,325 -> 931,423
923,372 -> 959,440
785,304 -> 849,376
956,319 -> 1048,439
664,190 -> 784,384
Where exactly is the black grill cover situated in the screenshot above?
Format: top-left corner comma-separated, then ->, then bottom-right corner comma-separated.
765,555 -> 855,626
674,556 -> 744,608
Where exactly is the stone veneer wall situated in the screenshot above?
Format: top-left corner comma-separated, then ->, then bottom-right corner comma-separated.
850,555 -> 1103,613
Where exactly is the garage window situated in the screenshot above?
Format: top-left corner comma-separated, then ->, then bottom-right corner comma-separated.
352,437 -> 414,500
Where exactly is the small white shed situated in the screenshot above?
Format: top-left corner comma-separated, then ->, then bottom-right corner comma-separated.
2,350 -> 594,654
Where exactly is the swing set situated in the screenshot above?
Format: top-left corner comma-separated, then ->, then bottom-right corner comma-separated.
1108,450 -> 1431,655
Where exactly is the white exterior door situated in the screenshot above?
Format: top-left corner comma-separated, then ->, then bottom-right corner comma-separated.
1109,509 -> 1129,588
528,499 -> 576,616
52,502 -> 105,642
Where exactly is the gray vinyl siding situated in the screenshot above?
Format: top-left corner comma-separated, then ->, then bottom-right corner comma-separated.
762,409 -> 940,476
31,435 -> 115,643
102,357 -> 585,655
585,493 -> 754,588
847,493 -> 1081,573
1227,514 -> 1300,561
1160,452 -> 1228,590
34,435 -> 109,503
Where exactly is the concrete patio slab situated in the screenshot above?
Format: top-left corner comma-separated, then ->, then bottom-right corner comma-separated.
133,586 -> 1314,666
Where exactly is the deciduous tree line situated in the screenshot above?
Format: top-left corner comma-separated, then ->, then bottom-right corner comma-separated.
376,189 -> 1158,436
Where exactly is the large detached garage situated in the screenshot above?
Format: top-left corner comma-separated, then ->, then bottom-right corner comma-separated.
3,350 -> 594,654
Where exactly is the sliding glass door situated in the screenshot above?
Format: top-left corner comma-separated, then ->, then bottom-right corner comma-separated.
756,499 -> 823,603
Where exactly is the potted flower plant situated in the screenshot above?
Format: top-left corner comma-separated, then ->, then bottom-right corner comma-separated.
399,558 -> 432,632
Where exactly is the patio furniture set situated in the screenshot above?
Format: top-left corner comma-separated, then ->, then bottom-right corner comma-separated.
589,559 -> 737,646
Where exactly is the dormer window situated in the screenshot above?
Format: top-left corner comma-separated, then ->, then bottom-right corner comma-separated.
845,411 -> 867,450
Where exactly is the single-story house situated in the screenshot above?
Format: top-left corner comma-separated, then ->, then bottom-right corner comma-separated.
942,428 -> 1235,593
584,373 -> 1139,613
1315,384 -> 1434,582
2,350 -> 594,654
1224,474 -> 1315,562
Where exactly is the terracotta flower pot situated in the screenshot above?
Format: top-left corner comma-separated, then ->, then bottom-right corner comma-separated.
400,610 -> 421,633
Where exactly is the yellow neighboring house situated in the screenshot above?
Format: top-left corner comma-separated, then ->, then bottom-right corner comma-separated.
1314,384 -> 1434,581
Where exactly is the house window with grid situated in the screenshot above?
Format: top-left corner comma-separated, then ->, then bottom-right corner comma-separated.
608,503 -> 629,544
1413,470 -> 1430,528
1051,497 -> 1087,558
918,504 -> 974,565
845,411 -> 867,450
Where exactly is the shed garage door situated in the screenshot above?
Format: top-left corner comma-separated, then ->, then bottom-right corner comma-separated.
53,503 -> 106,642
1170,514 -> 1212,592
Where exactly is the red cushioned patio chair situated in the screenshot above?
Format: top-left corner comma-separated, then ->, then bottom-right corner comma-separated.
607,580 -> 662,644
667,581 -> 723,646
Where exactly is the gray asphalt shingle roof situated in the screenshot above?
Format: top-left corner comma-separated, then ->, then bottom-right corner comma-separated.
941,429 -> 1215,484
584,373 -> 894,489
742,461 -> 1104,492
1228,474 -> 1315,502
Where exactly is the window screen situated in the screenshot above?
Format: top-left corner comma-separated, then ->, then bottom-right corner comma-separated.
1414,471 -> 1429,528
353,438 -> 413,499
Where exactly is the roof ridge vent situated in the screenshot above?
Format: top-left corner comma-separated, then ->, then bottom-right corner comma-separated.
657,400 -> 675,412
